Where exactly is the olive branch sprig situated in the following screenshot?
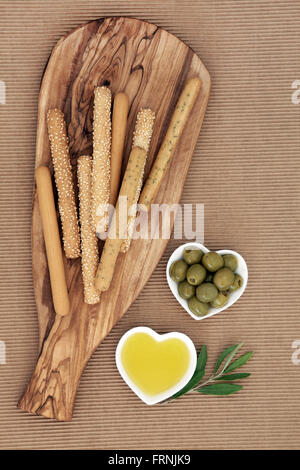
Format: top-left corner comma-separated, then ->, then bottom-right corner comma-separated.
165,343 -> 253,402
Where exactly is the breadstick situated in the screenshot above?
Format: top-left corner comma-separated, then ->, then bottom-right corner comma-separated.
110,92 -> 129,207
92,86 -> 112,233
35,166 -> 70,317
120,108 -> 155,253
132,108 -> 155,152
77,156 -> 101,305
47,109 -> 81,259
95,147 -> 147,292
139,77 -> 201,209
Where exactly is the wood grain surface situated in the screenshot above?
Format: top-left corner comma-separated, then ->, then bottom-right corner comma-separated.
17,17 -> 210,420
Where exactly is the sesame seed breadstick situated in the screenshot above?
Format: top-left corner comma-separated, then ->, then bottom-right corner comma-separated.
47,109 -> 81,259
77,156 -> 101,305
132,108 -> 155,152
110,92 -> 129,207
95,147 -> 147,292
139,77 -> 202,209
120,108 -> 155,253
92,86 -> 112,234
35,166 -> 70,317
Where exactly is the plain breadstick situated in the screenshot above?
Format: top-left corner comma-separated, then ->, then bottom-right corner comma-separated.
95,147 -> 147,292
92,86 -> 112,233
139,77 -> 201,209
120,108 -> 155,253
110,92 -> 129,207
35,166 -> 70,317
77,156 -> 101,305
47,109 -> 81,259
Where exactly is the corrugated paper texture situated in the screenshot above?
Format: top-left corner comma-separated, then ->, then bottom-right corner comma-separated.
0,0 -> 300,450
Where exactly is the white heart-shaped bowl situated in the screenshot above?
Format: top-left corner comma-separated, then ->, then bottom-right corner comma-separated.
115,326 -> 197,405
167,243 -> 248,321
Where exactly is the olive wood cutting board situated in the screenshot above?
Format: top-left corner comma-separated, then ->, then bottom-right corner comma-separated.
17,17 -> 210,421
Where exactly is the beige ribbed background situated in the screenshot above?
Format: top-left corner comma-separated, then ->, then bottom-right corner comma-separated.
1,0 -> 300,450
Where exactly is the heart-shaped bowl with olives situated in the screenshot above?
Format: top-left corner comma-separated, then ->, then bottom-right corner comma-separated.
166,243 -> 248,321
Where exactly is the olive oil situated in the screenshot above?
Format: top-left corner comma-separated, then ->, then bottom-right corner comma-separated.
121,332 -> 191,396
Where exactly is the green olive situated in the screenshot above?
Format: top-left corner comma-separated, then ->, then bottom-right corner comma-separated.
178,281 -> 195,300
228,274 -> 243,292
211,291 -> 229,308
223,254 -> 238,272
183,248 -> 203,265
186,264 -> 206,286
188,297 -> 210,317
202,252 -> 224,272
169,259 -> 188,282
196,283 -> 218,303
213,267 -> 235,290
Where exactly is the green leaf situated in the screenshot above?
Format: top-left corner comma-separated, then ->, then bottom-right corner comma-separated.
198,383 -> 243,395
221,343 -> 244,373
213,344 -> 240,373
171,368 -> 206,399
171,345 -> 207,399
196,345 -> 207,372
224,352 -> 254,374
216,373 -> 250,381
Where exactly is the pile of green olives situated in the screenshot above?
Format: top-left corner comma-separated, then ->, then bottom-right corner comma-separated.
169,249 -> 243,318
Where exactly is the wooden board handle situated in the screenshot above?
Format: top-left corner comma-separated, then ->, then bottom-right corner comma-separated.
18,313 -> 90,421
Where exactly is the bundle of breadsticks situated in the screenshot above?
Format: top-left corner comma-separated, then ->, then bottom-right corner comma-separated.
36,76 -> 201,313
95,77 -> 201,293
